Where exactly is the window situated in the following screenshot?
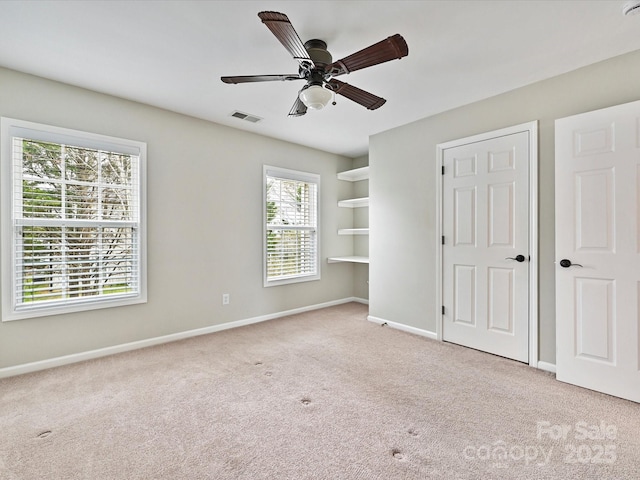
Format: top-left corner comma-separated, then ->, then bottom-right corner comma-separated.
1,118 -> 146,320
263,165 -> 320,286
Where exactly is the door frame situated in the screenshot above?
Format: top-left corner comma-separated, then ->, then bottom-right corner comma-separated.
435,121 -> 539,367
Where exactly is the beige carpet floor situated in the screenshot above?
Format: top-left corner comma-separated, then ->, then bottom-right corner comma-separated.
1,302 -> 638,479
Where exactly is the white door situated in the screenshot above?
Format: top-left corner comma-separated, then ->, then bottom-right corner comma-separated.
442,130 -> 530,362
555,100 -> 640,403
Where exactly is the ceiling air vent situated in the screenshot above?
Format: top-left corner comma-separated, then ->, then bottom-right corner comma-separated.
623,0 -> 640,16
230,111 -> 263,123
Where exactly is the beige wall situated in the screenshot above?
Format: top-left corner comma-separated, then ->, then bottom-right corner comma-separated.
0,67 -> 357,369
369,49 -> 640,364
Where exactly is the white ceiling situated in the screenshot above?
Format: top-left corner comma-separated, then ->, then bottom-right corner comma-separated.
1,0 -> 640,158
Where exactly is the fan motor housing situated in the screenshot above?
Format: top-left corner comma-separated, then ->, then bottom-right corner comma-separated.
304,39 -> 332,67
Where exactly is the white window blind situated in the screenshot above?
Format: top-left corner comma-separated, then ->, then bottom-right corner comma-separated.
264,166 -> 320,286
1,118 -> 147,320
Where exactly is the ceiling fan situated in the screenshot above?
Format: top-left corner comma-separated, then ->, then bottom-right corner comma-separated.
221,11 -> 409,117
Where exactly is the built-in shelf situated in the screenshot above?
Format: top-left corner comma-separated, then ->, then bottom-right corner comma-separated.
338,197 -> 369,208
331,166 -> 369,268
327,256 -> 370,264
337,166 -> 370,182
338,228 -> 369,235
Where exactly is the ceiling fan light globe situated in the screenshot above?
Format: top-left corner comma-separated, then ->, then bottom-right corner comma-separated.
299,85 -> 332,110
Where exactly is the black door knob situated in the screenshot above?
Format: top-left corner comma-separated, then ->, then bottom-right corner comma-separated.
505,255 -> 526,262
559,259 -> 583,268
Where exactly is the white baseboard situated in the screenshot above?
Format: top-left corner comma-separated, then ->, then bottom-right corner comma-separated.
367,315 -> 438,340
536,361 -> 557,374
0,297 -> 364,379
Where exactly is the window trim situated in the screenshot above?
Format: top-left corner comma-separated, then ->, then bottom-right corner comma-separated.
1,117 -> 147,321
263,165 -> 321,287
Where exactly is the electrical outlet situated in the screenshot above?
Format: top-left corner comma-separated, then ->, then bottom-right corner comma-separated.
222,293 -> 230,305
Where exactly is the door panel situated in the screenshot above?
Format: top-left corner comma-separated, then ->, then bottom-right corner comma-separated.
488,267 -> 514,333
442,131 -> 530,362
454,187 -> 476,246
489,182 -> 514,247
575,277 -> 614,363
555,99 -> 640,403
454,265 -> 476,325
575,169 -> 613,251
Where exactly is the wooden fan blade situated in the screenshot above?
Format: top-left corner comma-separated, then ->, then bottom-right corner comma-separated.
221,74 -> 302,84
288,95 -> 307,117
258,11 -> 314,66
327,79 -> 386,110
328,34 -> 408,76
